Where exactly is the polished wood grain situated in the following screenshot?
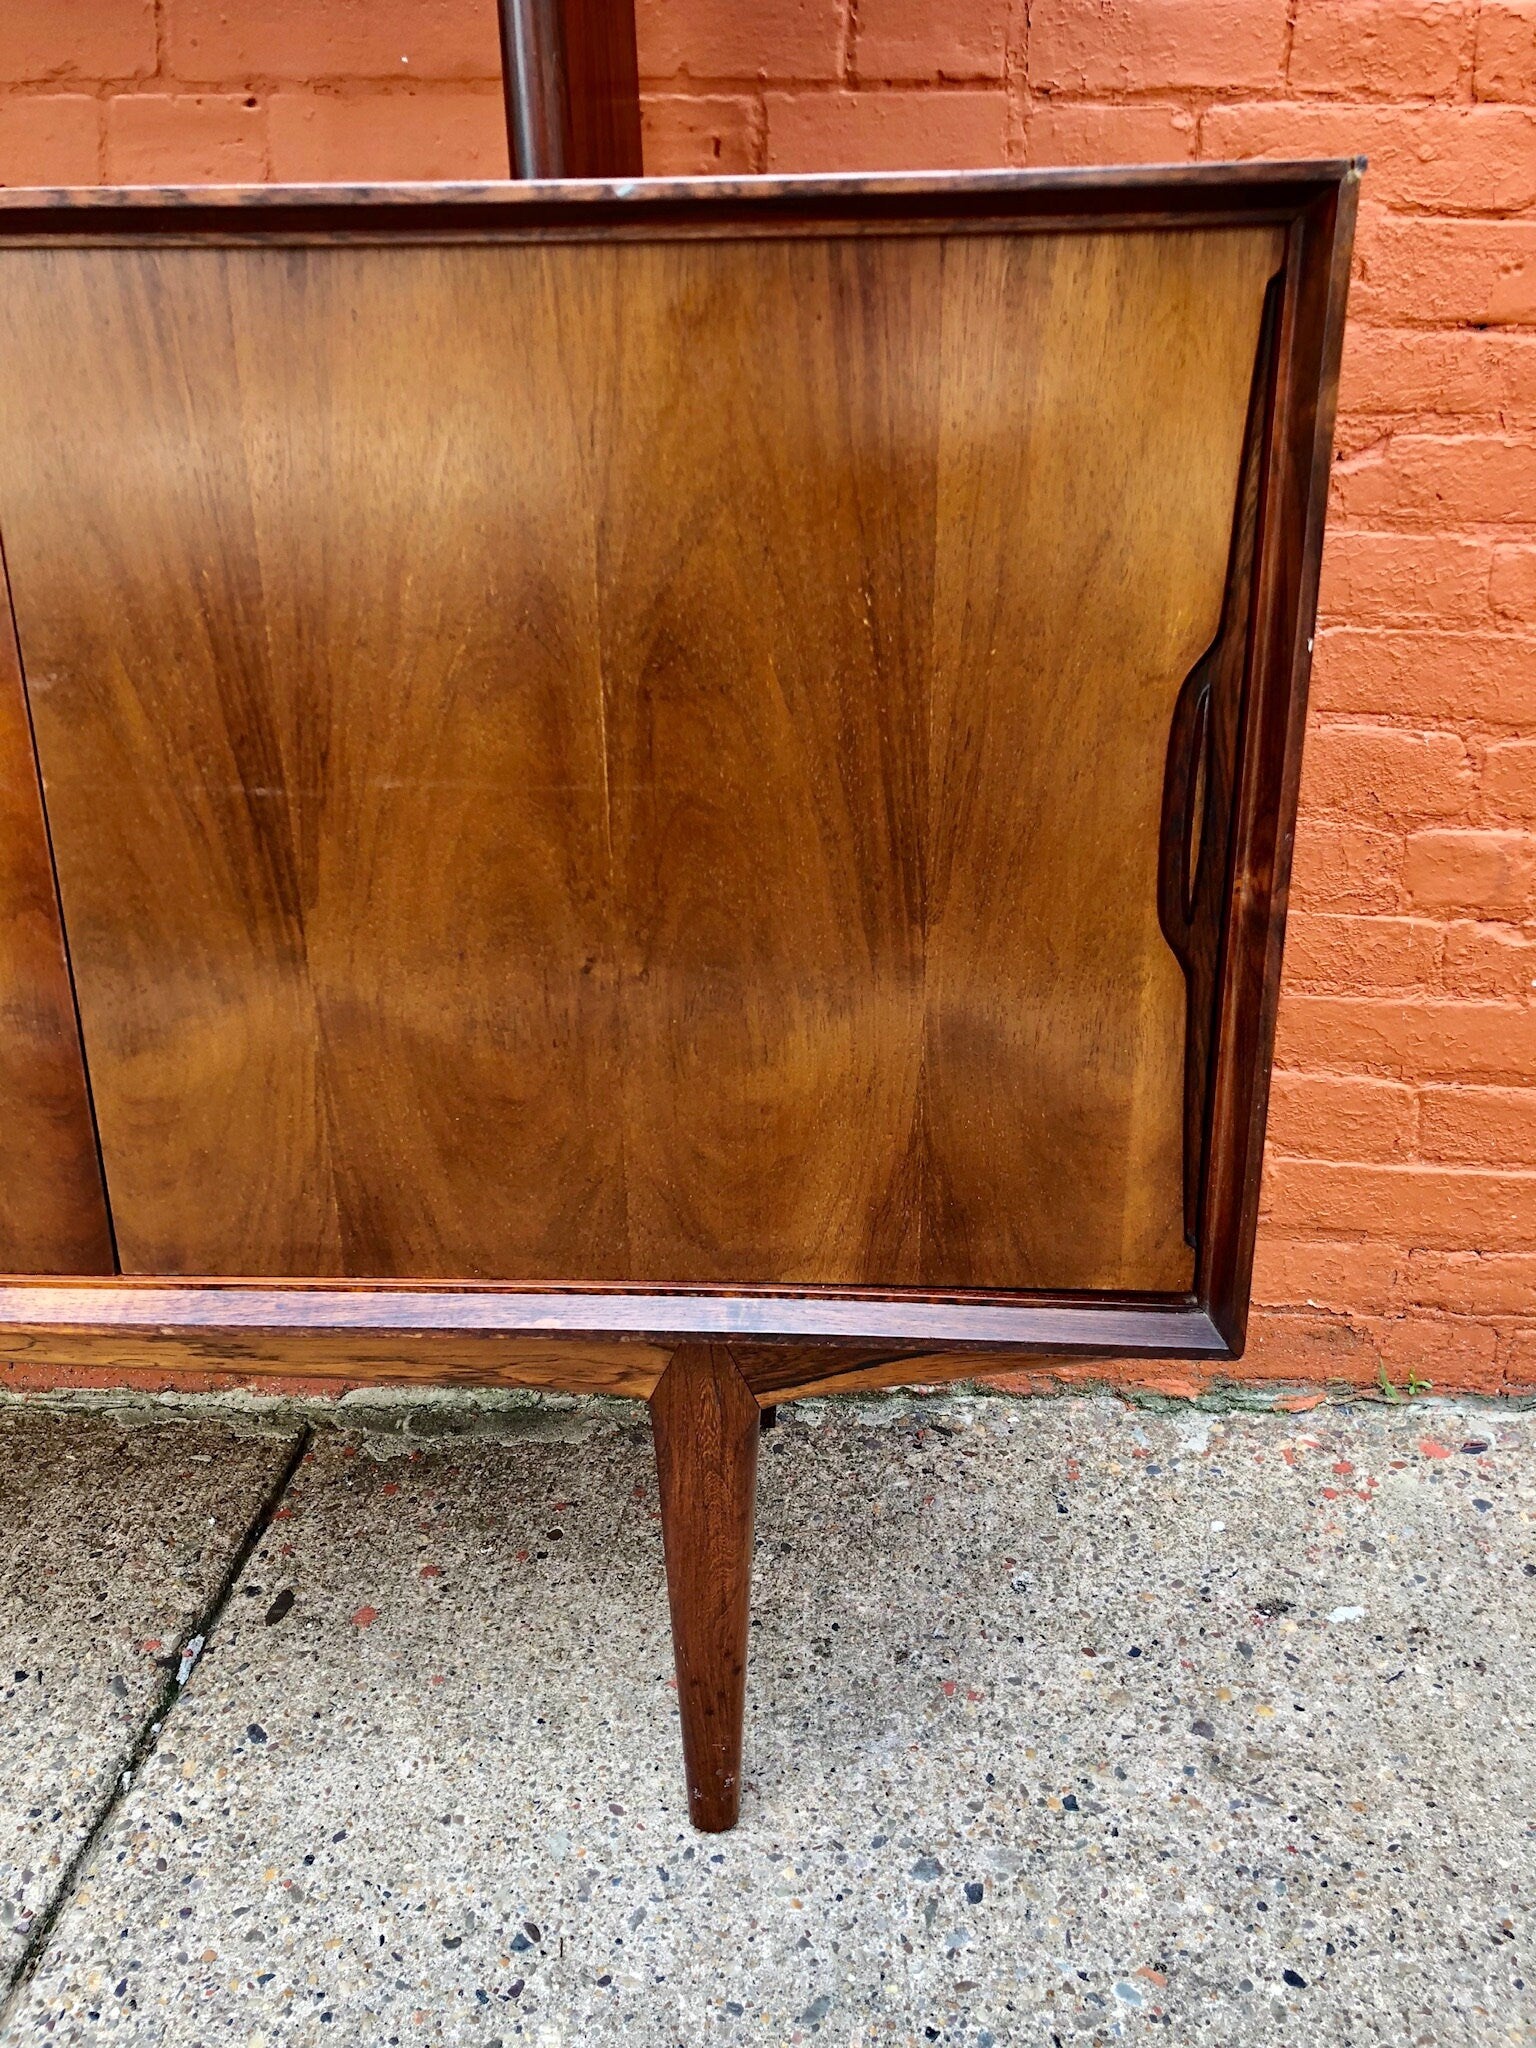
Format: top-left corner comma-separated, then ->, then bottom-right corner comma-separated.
594,233 -> 938,1283
0,244 -> 628,1279
650,1342 -> 760,1831
499,0 -> 642,179
0,1325 -> 665,1396
0,542 -> 113,1274
0,219 -> 1278,1295
922,226 -> 1281,1291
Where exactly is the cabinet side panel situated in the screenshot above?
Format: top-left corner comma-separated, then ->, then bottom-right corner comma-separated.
0,549 -> 113,1273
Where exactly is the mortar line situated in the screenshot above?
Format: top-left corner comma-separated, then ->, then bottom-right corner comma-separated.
0,1423 -> 314,2035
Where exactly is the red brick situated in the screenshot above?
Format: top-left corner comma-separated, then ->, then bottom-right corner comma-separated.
639,0 -> 844,81
641,94 -> 757,176
1238,1307 -> 1381,1381
1268,1071 -> 1417,1159
1025,99 -> 1197,165
1403,828 -> 1536,918
266,88 -> 508,182
1267,1158 -> 1536,1249
1491,547 -> 1536,622
1332,416 -> 1388,467
1250,1235 -> 1401,1311
1474,0 -> 1536,101
1482,739 -> 1536,820
1281,912 -> 1440,991
1301,724 -> 1472,823
1350,213 -> 1536,327
1239,1305 -> 1502,1388
106,93 -> 268,183
1498,1326 -> 1536,1389
1339,330 -> 1536,422
1334,436 -> 1536,528
1318,532 -> 1492,629
1290,0 -> 1473,99
0,0 -> 155,84
1398,1248 -> 1536,1314
1289,818 -> 1403,913
1440,919 -> 1536,998
1368,1312 -> 1502,1380
0,95 -> 99,184
1311,628 -> 1536,726
1419,1084 -> 1536,1164
856,0 -> 1010,81
1275,994 -> 1536,1082
1202,103 -> 1536,213
165,0 -> 502,86
763,89 -> 1010,173
1031,0 -> 1288,93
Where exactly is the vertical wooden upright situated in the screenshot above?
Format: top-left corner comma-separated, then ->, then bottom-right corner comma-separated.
497,0 -> 643,178
649,1344 -> 761,1831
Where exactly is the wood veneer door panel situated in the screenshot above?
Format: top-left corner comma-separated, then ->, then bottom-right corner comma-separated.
921,225 -> 1284,1291
0,222 -> 1282,1291
0,245 -> 624,1277
595,236 -> 938,1284
0,553 -> 113,1274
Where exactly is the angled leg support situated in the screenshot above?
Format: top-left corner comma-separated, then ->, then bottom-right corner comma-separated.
649,1342 -> 761,1832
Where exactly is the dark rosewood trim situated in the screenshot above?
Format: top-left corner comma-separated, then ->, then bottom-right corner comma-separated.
0,162 -> 1363,247
1197,173 -> 1360,1354
0,1281 -> 1228,1359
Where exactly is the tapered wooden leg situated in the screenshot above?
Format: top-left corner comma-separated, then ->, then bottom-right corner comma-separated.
649,1342 -> 761,1832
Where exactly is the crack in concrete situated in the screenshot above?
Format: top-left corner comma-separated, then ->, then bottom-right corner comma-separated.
0,1424 -> 313,2034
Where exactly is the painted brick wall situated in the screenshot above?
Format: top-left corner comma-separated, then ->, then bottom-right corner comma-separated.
0,2 -> 1532,1400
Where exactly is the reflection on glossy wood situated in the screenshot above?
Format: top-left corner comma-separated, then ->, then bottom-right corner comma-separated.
0,224 -> 1279,1294
0,547 -> 112,1274
0,1280 -> 1227,1367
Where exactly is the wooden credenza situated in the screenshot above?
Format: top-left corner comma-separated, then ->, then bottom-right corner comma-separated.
0,166 -> 1357,1826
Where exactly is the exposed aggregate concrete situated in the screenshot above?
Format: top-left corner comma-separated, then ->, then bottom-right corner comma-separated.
0,1391 -> 1531,2045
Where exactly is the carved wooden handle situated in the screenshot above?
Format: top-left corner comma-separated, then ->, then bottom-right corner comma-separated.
1157,269 -> 1286,1250
1157,656 -> 1213,975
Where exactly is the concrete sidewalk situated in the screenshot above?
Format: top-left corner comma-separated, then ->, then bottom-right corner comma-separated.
0,1385 -> 1531,2046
